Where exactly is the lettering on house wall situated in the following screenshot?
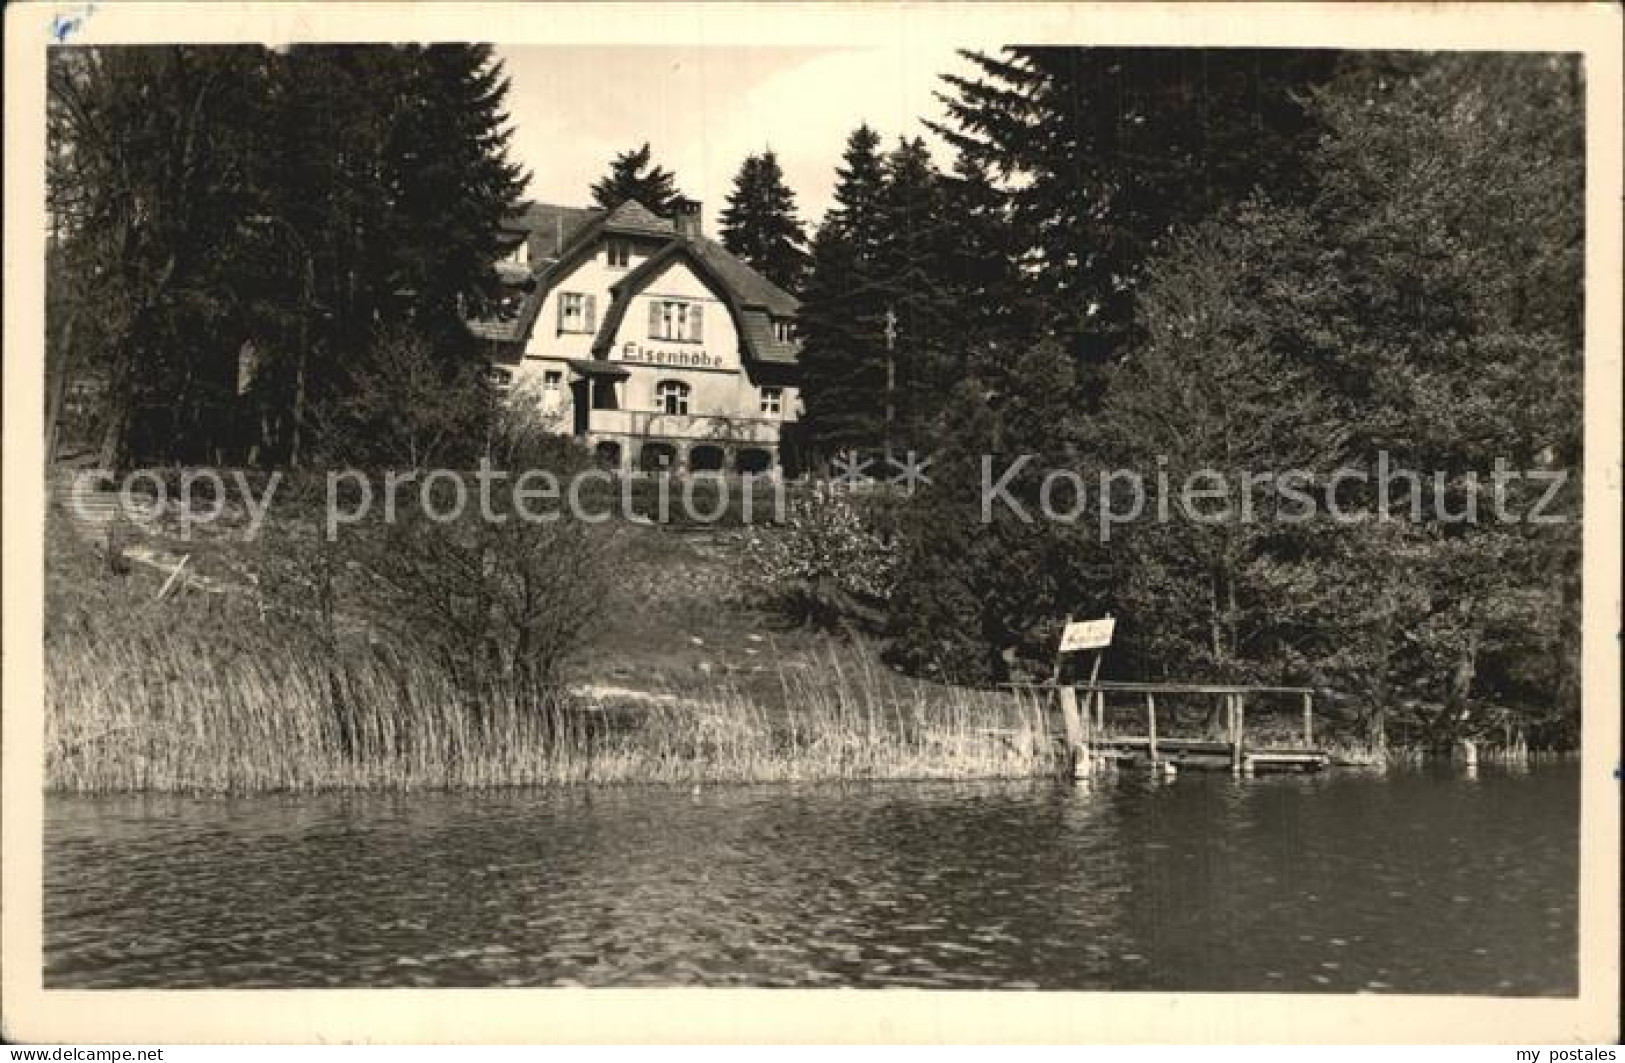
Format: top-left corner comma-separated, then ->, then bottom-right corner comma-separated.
619,342 -> 724,370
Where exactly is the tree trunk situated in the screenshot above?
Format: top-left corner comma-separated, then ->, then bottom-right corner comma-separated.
1366,703 -> 1387,751
45,310 -> 79,464
97,398 -> 129,473
1435,628 -> 1480,749
1208,568 -> 1224,664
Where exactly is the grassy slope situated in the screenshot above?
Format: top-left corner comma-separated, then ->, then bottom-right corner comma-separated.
45,481 -> 1054,791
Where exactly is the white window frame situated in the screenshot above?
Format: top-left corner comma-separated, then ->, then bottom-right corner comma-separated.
543,370 -> 563,392
655,379 -> 691,416
560,292 -> 590,333
759,386 -> 783,417
653,300 -> 703,343
606,239 -> 631,268
773,319 -> 794,343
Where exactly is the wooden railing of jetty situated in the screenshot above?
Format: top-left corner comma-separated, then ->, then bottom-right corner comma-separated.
1004,679 -> 1331,778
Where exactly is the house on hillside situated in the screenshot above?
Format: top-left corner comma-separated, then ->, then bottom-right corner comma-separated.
470,197 -> 801,476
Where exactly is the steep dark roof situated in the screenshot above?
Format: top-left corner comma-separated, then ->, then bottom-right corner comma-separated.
738,308 -> 798,365
600,199 -> 676,238
501,202 -> 600,263
688,237 -> 798,316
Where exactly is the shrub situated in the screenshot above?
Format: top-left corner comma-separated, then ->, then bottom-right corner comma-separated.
742,483 -> 898,631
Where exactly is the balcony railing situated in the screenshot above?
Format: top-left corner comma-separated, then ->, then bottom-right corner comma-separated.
583,408 -> 783,444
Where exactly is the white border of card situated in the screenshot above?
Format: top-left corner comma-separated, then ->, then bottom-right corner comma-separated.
4,1 -> 1619,1045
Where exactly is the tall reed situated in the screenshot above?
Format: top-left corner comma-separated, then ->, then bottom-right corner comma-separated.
46,628 -> 1060,793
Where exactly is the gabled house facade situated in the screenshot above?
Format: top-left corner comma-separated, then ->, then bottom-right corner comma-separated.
472,197 -> 801,475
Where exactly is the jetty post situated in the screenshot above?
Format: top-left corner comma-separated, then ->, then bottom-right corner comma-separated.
1050,613 -> 1082,773
1230,693 -> 1247,774
1083,645 -> 1105,738
1051,614 -> 1116,779
1302,690 -> 1314,746
1145,691 -> 1159,767
1058,683 -> 1085,774
1062,681 -> 1330,773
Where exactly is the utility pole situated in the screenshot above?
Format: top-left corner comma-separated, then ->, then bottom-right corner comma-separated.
883,307 -> 897,465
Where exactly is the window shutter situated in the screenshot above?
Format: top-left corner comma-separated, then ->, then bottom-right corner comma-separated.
648,300 -> 662,339
584,294 -> 597,333
690,304 -> 704,342
557,294 -> 567,333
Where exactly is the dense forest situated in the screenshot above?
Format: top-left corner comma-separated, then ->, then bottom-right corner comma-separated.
46,44 -> 528,469
46,46 -> 1584,751
782,50 -> 1582,749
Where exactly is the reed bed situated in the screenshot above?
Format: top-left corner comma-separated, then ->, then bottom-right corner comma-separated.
46,630 -> 1060,793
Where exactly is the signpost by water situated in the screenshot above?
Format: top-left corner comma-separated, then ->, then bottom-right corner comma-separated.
1051,615 -> 1115,779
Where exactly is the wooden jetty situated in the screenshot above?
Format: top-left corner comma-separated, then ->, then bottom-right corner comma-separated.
1021,615 -> 1332,779
1011,679 -> 1332,777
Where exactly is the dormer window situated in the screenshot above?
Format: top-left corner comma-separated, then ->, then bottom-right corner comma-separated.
773,319 -> 795,343
606,239 -> 631,268
505,239 -> 529,267
650,300 -> 703,343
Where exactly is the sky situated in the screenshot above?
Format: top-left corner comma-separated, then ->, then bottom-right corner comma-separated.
493,45 -> 981,232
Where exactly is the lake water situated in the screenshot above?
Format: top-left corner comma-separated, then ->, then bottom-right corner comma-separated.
44,763 -> 1578,993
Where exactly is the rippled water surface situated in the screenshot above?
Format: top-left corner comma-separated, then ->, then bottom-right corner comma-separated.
45,764 -> 1577,992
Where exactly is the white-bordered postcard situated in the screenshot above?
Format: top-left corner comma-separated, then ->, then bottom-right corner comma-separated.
3,1 -> 1619,1046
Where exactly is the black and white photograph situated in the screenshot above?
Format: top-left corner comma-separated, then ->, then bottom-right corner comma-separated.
3,0 -> 1619,1046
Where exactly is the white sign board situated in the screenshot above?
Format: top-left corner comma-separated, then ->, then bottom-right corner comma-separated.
1058,617 -> 1115,654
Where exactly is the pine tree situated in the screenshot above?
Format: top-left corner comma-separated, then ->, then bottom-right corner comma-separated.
936,152 -> 1035,380
258,43 -> 526,465
47,44 -> 528,467
385,45 -> 529,351
719,150 -> 808,293
883,380 -> 1002,680
869,137 -> 958,448
590,142 -> 681,214
795,125 -> 890,460
825,124 -> 886,261
932,48 -> 1340,397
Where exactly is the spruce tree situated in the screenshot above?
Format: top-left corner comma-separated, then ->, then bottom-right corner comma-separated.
590,142 -> 681,214
868,137 -> 958,449
932,48 -> 1340,396
936,153 -> 1036,382
385,45 -> 529,352
719,150 -> 809,293
795,124 -> 890,460
825,124 -> 886,261
47,44 -> 528,467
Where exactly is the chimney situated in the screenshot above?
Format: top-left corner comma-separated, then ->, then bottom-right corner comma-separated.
673,197 -> 702,239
